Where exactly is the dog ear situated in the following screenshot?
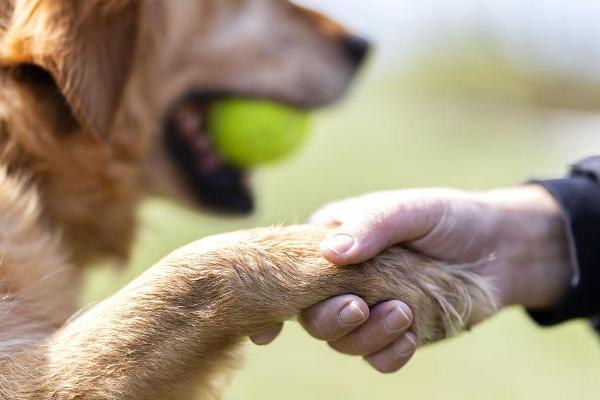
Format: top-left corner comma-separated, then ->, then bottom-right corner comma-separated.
0,0 -> 139,141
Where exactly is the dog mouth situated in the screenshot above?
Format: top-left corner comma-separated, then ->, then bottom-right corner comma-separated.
164,92 -> 256,215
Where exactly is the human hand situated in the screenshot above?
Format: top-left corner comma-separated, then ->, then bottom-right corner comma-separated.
251,186 -> 572,373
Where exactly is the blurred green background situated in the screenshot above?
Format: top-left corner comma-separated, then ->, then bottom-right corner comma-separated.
83,11 -> 600,400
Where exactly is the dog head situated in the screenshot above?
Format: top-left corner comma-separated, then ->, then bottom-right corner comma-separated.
0,0 -> 369,260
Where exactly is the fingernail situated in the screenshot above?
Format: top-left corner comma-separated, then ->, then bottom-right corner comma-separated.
395,332 -> 417,356
339,301 -> 366,325
384,304 -> 411,332
323,234 -> 355,255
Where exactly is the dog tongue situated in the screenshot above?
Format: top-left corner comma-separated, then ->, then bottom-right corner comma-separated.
174,102 -> 203,134
172,103 -> 225,172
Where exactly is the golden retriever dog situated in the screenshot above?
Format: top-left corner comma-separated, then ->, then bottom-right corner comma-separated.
0,1 -> 498,399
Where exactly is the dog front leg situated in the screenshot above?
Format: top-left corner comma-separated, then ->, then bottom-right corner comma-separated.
13,225 -> 497,400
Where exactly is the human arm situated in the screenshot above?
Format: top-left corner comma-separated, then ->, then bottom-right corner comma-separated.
252,185 -> 574,372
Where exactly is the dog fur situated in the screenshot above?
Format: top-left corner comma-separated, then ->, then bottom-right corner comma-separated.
0,1 -> 499,399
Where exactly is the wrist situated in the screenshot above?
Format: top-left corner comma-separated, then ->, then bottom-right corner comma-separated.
477,186 -> 572,309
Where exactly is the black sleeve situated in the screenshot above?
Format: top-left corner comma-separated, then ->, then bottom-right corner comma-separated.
528,156 -> 600,332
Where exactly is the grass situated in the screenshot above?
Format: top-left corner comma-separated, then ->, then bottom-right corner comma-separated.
83,64 -> 600,399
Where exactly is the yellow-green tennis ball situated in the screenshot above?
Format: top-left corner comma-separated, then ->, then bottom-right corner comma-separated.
207,99 -> 310,168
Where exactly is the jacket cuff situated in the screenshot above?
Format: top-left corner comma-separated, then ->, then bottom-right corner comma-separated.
528,175 -> 600,326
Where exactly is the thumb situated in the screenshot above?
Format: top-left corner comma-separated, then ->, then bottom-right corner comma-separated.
320,202 -> 445,266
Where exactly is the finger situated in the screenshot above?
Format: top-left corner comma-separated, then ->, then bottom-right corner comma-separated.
307,209 -> 338,226
328,301 -> 412,356
300,295 -> 369,341
364,332 -> 417,374
307,200 -> 346,226
320,198 -> 447,266
250,323 -> 284,345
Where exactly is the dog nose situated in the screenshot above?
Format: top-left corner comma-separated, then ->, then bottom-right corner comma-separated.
341,35 -> 371,66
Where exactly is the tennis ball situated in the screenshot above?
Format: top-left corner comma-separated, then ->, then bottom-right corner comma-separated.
207,99 -> 310,168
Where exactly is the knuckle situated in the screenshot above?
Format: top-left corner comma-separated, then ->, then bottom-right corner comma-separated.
355,329 -> 387,353
329,333 -> 373,356
303,318 -> 333,340
300,314 -> 327,339
328,339 -> 351,354
351,215 -> 395,257
361,210 -> 388,232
